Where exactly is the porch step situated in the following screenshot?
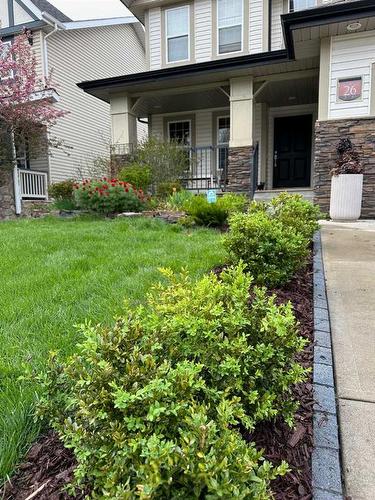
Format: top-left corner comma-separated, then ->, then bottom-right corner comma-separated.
254,189 -> 314,202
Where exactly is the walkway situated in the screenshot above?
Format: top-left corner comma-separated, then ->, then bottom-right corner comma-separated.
321,221 -> 375,500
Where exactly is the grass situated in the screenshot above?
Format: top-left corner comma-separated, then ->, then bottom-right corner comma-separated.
0,215 -> 226,482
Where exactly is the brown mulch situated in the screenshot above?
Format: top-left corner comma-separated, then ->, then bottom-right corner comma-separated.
250,255 -> 314,499
2,258 -> 314,500
1,432 -> 83,500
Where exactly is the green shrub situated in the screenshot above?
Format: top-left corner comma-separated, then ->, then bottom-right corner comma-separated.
118,164 -> 152,191
166,189 -> 193,210
224,211 -> 309,286
38,265 -> 305,498
73,178 -> 146,214
49,180 -> 75,201
217,193 -> 248,215
132,137 -> 190,187
269,193 -> 323,241
156,180 -> 182,199
184,195 -> 228,227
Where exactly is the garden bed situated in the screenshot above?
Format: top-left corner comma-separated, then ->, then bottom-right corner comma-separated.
2,256 -> 314,500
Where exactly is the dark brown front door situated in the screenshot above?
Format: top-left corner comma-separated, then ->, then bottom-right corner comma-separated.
273,115 -> 312,189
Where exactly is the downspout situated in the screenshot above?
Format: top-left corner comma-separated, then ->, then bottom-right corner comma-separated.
40,13 -> 65,185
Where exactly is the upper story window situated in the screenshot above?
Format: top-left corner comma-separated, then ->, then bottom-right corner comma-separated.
289,0 -> 316,12
217,0 -> 243,55
166,5 -> 190,63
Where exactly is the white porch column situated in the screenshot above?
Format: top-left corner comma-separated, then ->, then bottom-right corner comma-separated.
110,94 -> 137,149
228,76 -> 254,193
229,76 -> 253,148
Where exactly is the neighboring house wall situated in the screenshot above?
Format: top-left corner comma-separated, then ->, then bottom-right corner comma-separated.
46,24 -> 146,182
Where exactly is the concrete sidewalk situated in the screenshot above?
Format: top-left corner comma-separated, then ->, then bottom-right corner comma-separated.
321,221 -> 375,500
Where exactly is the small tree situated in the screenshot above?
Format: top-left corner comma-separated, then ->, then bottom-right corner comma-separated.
0,31 -> 66,170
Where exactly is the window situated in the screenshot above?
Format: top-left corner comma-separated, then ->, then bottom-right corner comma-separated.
0,41 -> 13,80
217,0 -> 243,54
15,138 -> 30,170
217,116 -> 230,171
289,0 -> 316,12
166,6 -> 189,63
168,120 -> 191,146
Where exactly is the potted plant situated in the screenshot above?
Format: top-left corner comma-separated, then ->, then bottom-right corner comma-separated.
329,138 -> 364,221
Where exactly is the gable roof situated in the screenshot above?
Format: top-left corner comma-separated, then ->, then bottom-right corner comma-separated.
32,0 -> 72,23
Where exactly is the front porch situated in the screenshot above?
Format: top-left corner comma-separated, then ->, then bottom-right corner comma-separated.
110,67 -> 319,199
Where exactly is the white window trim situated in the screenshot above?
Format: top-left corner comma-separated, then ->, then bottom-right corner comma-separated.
1,41 -> 14,80
165,5 -> 190,65
167,119 -> 192,146
216,0 -> 244,56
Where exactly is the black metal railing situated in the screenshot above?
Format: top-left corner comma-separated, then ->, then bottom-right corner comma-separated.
182,146 -> 229,192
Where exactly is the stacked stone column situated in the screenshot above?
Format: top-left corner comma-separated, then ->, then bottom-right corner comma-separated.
314,118 -> 375,218
0,169 -> 16,219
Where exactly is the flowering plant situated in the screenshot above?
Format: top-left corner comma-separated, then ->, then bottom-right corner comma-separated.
0,31 -> 66,168
73,178 -> 147,214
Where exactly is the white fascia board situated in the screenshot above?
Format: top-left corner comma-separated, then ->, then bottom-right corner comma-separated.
63,17 -> 138,30
20,0 -> 43,19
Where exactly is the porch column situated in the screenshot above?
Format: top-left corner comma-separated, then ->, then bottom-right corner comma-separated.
228,76 -> 254,194
110,94 -> 137,150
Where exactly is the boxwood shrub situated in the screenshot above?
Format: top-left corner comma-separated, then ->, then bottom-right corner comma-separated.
224,211 -> 309,287
37,265 -> 306,498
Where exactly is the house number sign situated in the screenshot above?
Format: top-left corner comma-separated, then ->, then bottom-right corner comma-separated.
338,77 -> 362,101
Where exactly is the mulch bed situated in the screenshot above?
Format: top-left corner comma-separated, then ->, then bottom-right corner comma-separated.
2,257 -> 314,500
250,254 -> 314,499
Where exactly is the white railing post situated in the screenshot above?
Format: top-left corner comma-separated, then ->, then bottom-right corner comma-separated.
13,166 -> 22,215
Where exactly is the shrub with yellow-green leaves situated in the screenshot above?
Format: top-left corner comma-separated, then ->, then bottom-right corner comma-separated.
37,265 -> 306,499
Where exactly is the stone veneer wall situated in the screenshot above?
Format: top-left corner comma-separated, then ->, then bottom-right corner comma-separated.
227,146 -> 254,194
0,169 -> 16,219
314,118 -> 375,218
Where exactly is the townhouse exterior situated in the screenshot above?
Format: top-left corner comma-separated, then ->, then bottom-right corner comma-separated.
0,0 -> 146,217
79,0 -> 375,217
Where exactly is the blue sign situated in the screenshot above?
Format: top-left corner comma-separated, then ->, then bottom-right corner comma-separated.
206,190 -> 217,204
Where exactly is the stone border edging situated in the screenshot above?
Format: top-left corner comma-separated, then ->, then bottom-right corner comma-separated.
312,232 -> 343,499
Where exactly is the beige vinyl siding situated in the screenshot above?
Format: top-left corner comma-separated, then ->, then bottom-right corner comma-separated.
195,0 -> 212,62
196,111 -> 212,145
271,0 -> 285,51
249,0 -> 264,54
0,0 -> 9,28
29,152 -> 49,175
148,7 -> 162,70
14,1 -> 34,25
329,32 -> 375,119
150,115 -> 164,138
31,31 -> 45,79
47,24 -> 146,182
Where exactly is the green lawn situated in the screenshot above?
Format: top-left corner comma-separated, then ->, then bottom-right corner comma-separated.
0,216 -> 225,482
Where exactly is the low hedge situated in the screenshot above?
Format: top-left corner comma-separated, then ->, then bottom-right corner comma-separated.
37,264 -> 306,498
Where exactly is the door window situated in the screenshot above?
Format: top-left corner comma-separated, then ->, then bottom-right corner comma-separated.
217,116 -> 230,171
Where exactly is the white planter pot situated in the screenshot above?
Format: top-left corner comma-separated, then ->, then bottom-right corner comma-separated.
329,174 -> 363,221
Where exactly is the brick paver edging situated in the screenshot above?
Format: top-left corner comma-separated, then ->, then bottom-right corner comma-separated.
312,232 -> 343,499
